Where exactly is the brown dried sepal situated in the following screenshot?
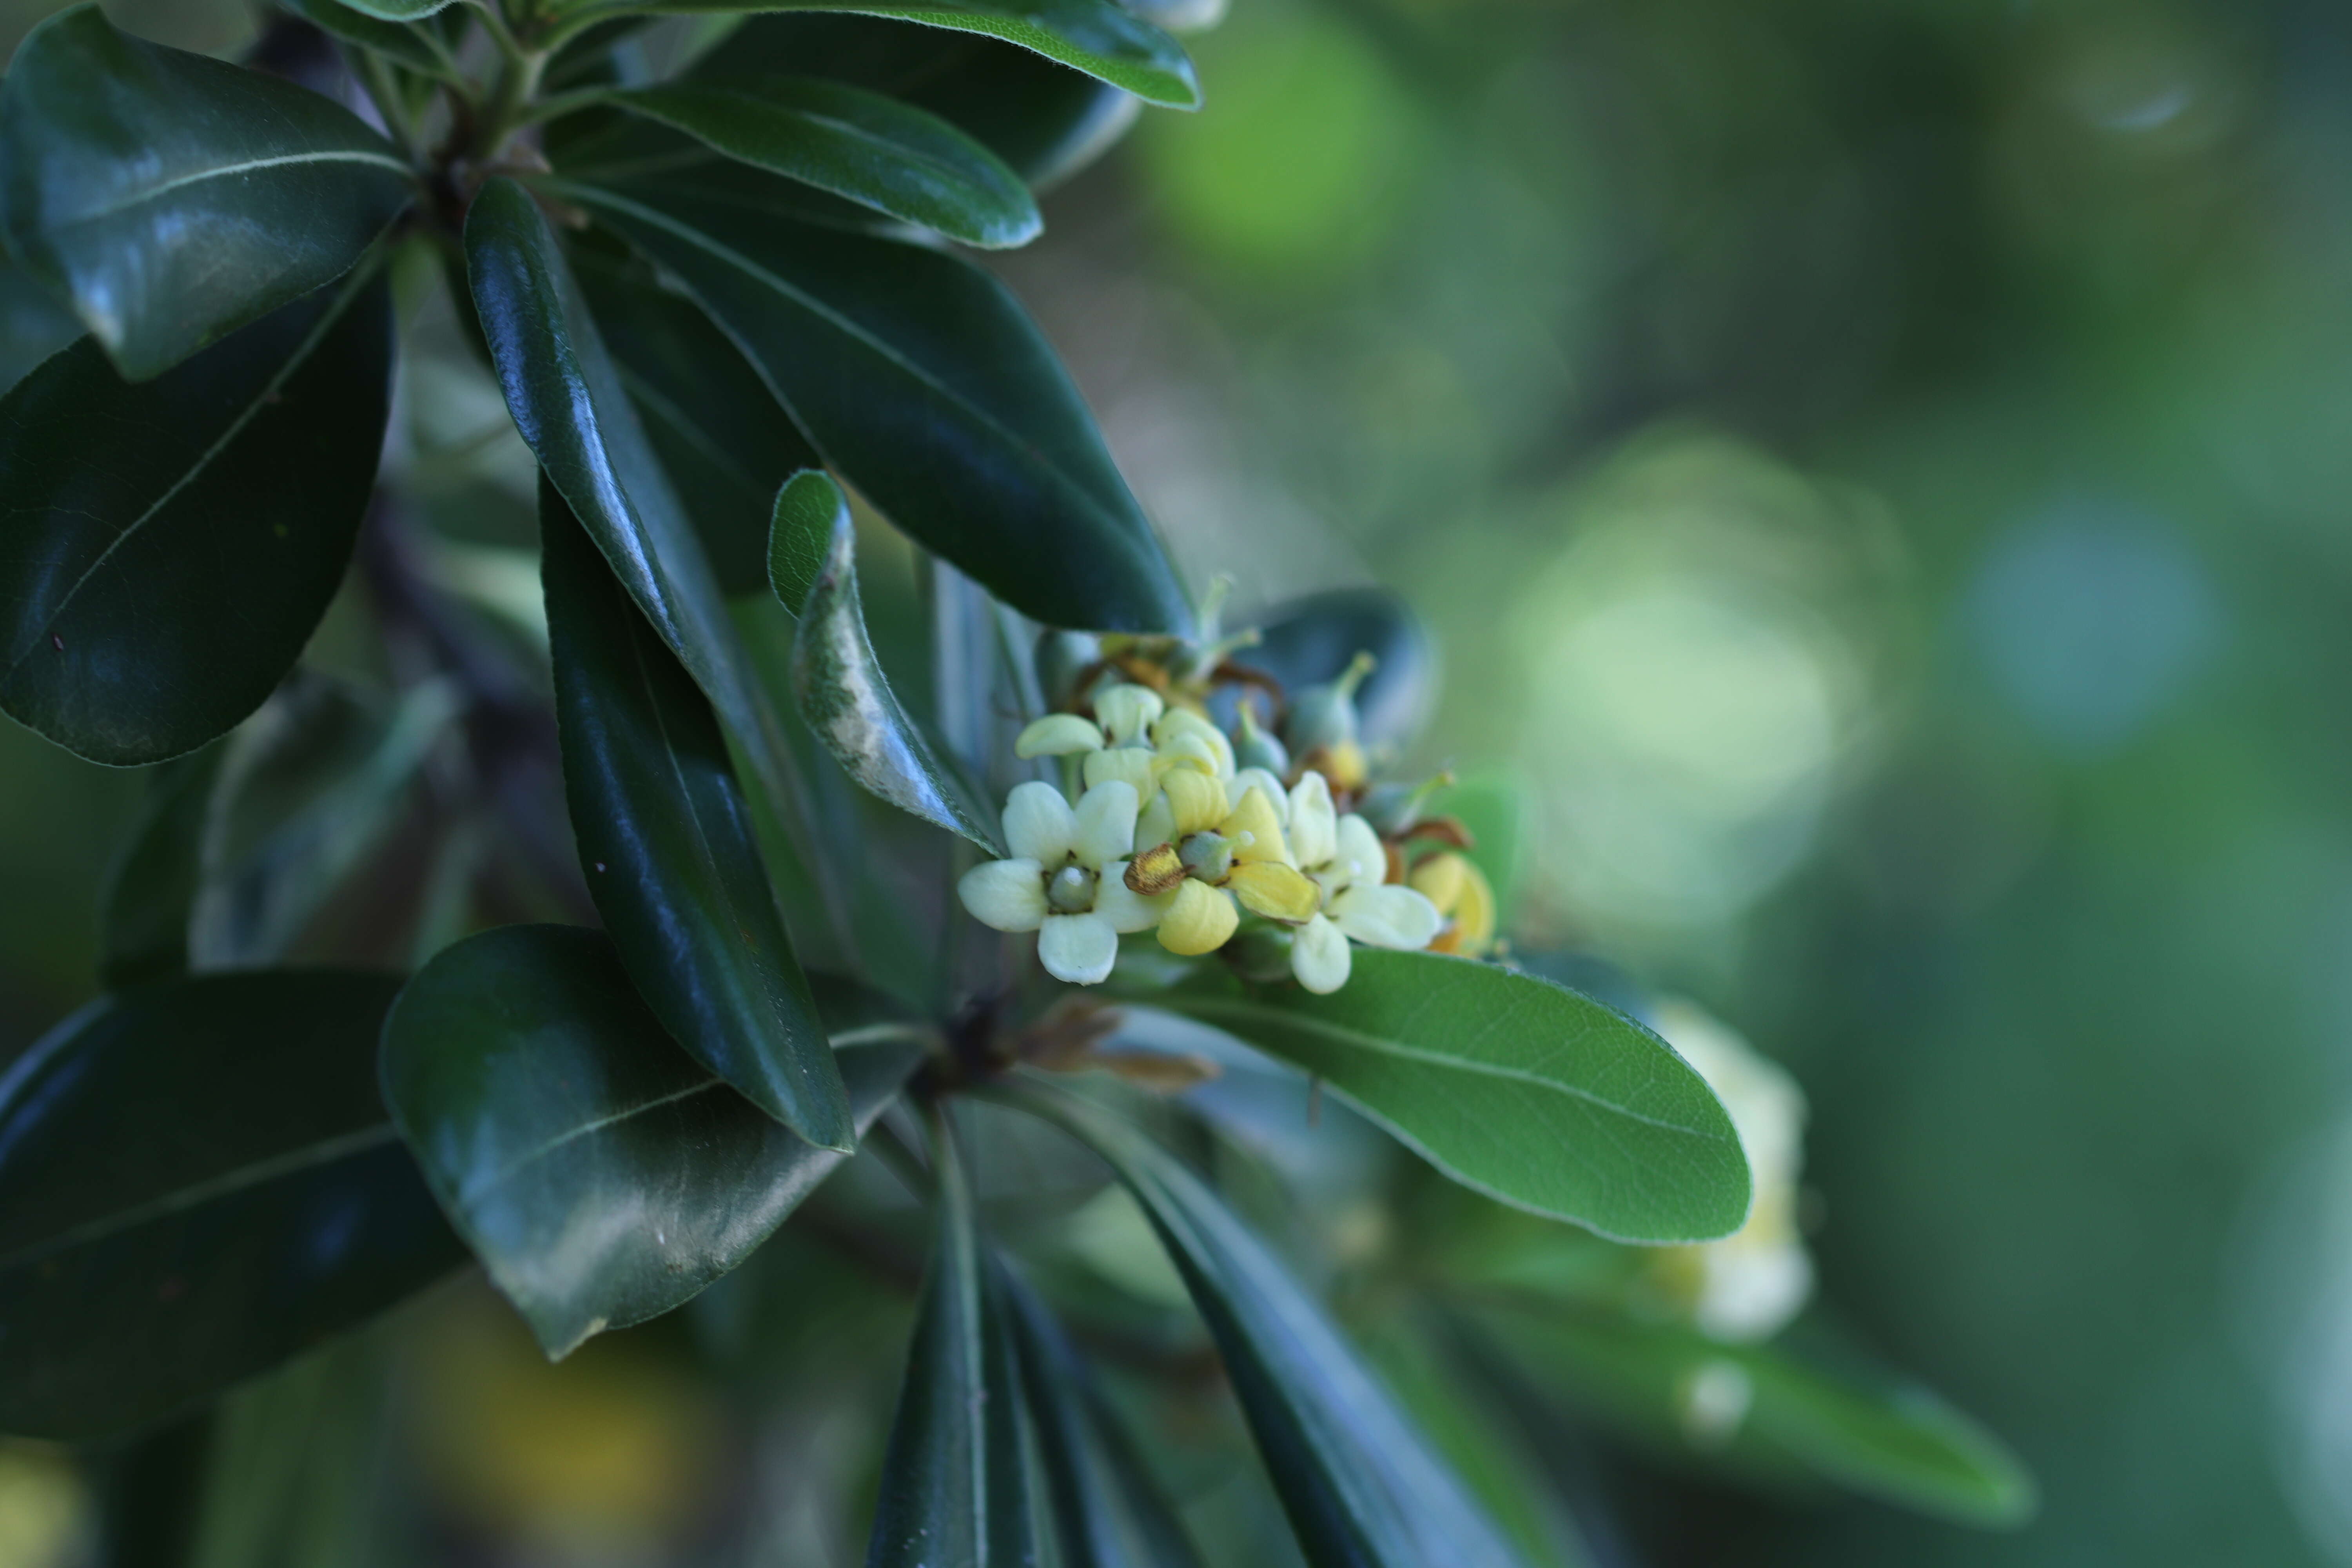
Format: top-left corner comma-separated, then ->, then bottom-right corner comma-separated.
1125,842 -> 1186,896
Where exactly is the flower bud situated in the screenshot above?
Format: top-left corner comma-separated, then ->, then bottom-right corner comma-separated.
1284,650 -> 1375,758
1233,702 -> 1290,777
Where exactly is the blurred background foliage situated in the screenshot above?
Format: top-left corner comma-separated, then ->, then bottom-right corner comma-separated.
6,0 -> 2352,1563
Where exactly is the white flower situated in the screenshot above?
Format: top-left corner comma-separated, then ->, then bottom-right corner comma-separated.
1284,772 -> 1442,993
1651,1001 -> 1813,1341
956,780 -> 1169,985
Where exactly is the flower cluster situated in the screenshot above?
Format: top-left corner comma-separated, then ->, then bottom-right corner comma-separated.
956,635 -> 1499,991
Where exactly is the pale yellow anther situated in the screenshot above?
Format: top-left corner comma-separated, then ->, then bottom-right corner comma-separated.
1016,713 -> 1106,759
1160,769 -> 1228,838
1219,786 -> 1290,866
1156,878 -> 1240,955
1226,860 -> 1320,922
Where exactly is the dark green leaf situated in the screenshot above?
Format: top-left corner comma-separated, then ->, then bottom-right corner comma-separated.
998,1260 -> 1202,1568
0,5 -> 412,380
574,250 -> 821,597
1157,951 -> 1752,1243
563,183 -> 1192,634
580,0 -> 1198,108
0,267 -> 393,765
283,0 -> 463,78
1471,1305 -> 2037,1528
866,1109 -> 1040,1568
379,924 -> 925,1357
766,468 -> 834,615
191,671 -> 459,969
0,972 -> 466,1440
1245,589 -> 1434,755
699,16 -> 1139,188
543,484 -> 852,1150
601,79 -> 1041,248
780,473 -> 999,851
0,254 -> 79,394
97,743 -> 223,990
464,178 -> 820,865
334,0 -> 463,16
1023,1089 -> 1527,1568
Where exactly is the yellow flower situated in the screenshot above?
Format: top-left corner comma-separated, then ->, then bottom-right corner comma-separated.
1409,851 -> 1497,956
1129,782 -> 1318,956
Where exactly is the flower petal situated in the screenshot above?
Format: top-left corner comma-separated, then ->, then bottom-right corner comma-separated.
1014,713 -> 1105,758
1412,851 -> 1497,955
1153,708 -> 1235,776
1097,861 -> 1176,932
958,859 -> 1047,932
1083,746 -> 1158,797
1072,779 -> 1140,869
1331,882 -> 1443,949
1004,781 -> 1079,864
1289,772 -> 1337,870
1094,684 -> 1164,747
1334,812 -> 1386,884
1156,878 -> 1239,955
1227,860 -> 1320,922
1232,768 -> 1289,824
1161,770 -> 1229,839
1291,913 -> 1351,994
1135,791 -> 1176,853
1157,731 -> 1226,778
1038,911 -> 1119,985
1220,785 -> 1292,866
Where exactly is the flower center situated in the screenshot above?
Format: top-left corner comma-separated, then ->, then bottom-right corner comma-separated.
1045,863 -> 1098,913
1178,830 -> 1235,883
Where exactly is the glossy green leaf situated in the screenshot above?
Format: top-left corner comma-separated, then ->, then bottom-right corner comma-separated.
564,184 -> 1192,634
0,972 -> 466,1440
464,178 -> 819,858
97,744 -> 223,990
700,16 -> 1139,188
600,79 -> 1040,248
0,254 -> 78,394
379,924 -> 926,1357
766,468 -> 834,615
1023,1088 -> 1527,1568
577,0 -> 1198,108
574,249 -> 821,597
1158,951 -> 1752,1243
0,5 -> 412,381
866,1110 -> 1040,1568
191,671 -> 459,969
779,473 -> 999,851
1472,1305 -> 2037,1528
998,1260 -> 1202,1568
543,486 -> 851,1149
0,268 -> 393,765
283,0 -> 463,78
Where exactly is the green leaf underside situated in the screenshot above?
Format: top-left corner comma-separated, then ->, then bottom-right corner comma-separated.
543,485 -> 852,1149
0,5 -> 411,381
866,1112 -> 1040,1568
560,182 -> 1192,634
698,17 -> 1141,189
1474,1305 -> 2036,1528
783,477 -> 1000,851
580,0 -> 1198,108
463,178 -> 817,853
379,924 -> 924,1358
998,1260 -> 1203,1568
767,468 -> 835,615
573,251 -> 822,597
0,268 -> 393,765
1161,951 -> 1753,1243
1030,1091 -> 1527,1568
98,744 -> 222,990
284,0 -> 461,76
603,79 -> 1040,248
0,973 -> 465,1440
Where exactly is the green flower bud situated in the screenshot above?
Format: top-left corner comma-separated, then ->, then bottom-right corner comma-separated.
1178,830 -> 1236,884
1233,702 -> 1290,777
1284,650 -> 1376,757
